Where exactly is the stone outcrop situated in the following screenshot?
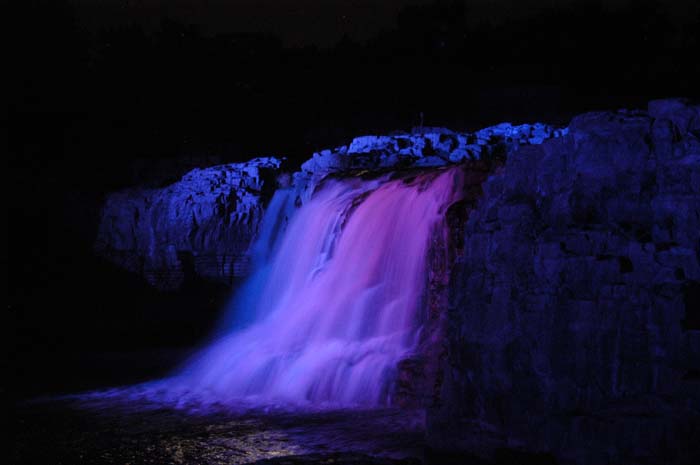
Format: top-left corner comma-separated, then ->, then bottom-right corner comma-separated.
427,99 -> 700,464
95,157 -> 281,290
294,123 -> 565,201
95,123 -> 563,289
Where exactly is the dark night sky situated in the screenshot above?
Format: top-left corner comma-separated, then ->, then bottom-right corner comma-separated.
69,0 -> 700,47
8,0 -> 700,399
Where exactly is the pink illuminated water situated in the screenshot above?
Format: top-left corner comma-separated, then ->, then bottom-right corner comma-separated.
169,167 -> 464,407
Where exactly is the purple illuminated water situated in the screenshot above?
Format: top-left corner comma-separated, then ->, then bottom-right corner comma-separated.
163,167 -> 465,407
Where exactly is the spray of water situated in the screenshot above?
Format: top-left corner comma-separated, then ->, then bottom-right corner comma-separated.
165,167 -> 464,407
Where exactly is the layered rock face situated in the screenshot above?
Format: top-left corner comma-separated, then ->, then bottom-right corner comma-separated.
428,99 -> 700,464
95,158 -> 281,290
295,123 -> 566,200
96,123 -> 562,289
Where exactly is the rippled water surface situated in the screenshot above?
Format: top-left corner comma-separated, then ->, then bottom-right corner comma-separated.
13,391 -> 427,464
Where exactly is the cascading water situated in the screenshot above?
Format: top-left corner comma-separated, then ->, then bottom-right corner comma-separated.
167,166 -> 465,407
215,187 -> 298,331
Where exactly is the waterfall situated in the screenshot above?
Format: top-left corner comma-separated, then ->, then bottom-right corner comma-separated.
171,167 -> 465,407
216,187 -> 298,330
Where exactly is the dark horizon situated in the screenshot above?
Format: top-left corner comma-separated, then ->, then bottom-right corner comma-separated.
66,0 -> 700,48
13,0 -> 700,170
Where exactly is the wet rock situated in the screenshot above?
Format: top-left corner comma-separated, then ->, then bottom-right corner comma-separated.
13,397 -> 426,465
294,123 -> 564,201
429,99 -> 700,465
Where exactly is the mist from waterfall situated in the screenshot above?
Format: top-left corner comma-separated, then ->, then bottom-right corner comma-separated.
168,167 -> 465,407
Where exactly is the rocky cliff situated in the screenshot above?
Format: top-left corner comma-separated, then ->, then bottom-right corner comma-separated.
428,99 -> 700,464
95,123 -> 563,289
93,98 -> 699,463
294,123 -> 566,201
95,157 -> 282,290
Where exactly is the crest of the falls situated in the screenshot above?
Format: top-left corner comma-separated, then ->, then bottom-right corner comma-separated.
172,167 -> 465,406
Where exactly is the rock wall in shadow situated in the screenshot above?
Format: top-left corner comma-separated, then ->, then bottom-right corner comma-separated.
428,99 -> 700,465
94,157 -> 282,290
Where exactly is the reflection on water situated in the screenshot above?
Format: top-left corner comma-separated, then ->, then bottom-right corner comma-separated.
14,391 -> 426,464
